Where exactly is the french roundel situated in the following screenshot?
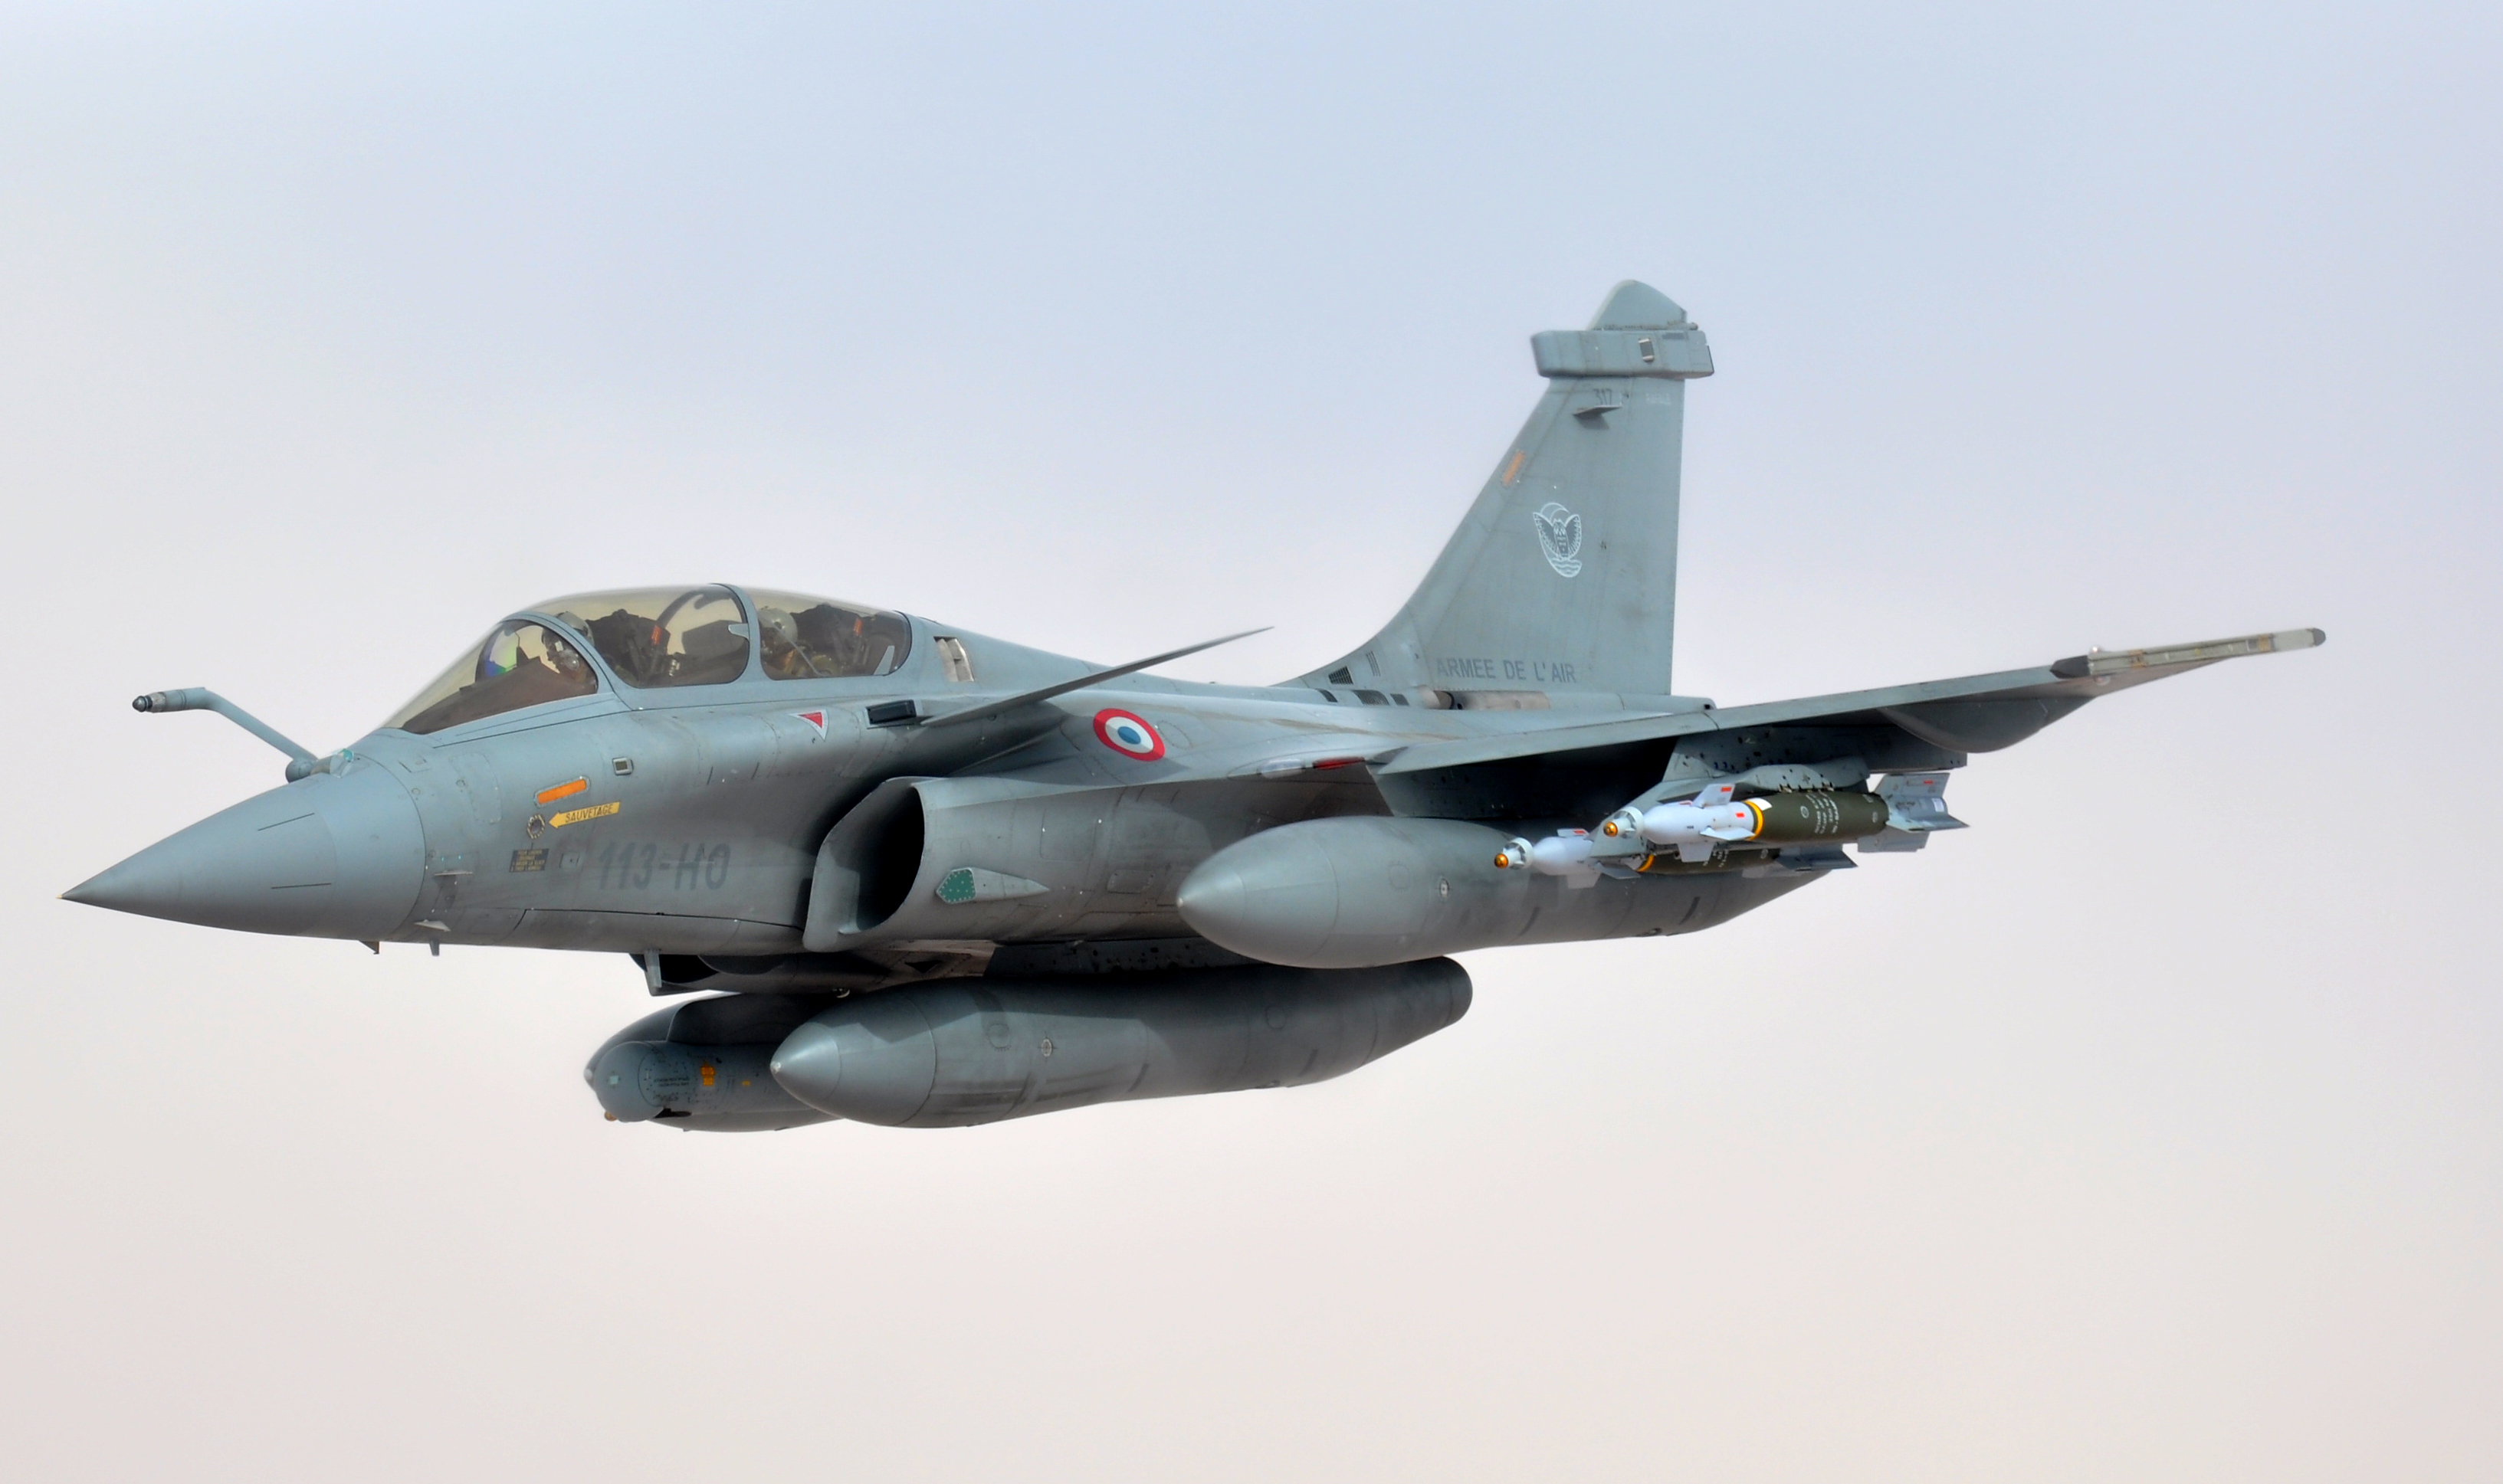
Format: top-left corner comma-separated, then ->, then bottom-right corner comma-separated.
1091,708 -> 1166,761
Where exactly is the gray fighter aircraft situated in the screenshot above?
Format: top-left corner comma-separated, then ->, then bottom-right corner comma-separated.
65,281 -> 2321,1132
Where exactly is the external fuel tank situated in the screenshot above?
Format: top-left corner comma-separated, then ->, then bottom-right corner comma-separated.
586,959 -> 1471,1130
769,959 -> 1469,1128
1175,816 -> 1809,969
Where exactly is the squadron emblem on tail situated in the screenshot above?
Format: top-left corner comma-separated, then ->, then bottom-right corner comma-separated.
1532,501 -> 1584,578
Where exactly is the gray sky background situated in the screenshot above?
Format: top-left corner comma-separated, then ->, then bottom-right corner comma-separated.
4,4 -> 2498,1479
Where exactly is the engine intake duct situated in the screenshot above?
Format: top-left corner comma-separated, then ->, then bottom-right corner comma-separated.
768,960 -> 1471,1129
804,775 -> 1202,952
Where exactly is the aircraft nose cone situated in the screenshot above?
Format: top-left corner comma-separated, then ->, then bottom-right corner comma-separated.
64,765 -> 426,939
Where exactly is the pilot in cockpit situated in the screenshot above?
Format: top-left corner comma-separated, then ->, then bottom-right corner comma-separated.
752,593 -> 910,680
756,607 -> 815,680
546,631 -> 592,687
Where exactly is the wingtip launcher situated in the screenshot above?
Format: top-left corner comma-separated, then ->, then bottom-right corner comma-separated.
2050,627 -> 2326,680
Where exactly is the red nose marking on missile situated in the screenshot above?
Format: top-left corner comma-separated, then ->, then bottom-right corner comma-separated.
1092,709 -> 1165,761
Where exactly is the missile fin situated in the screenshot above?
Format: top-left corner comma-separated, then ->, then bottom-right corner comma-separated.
1876,771 -> 1967,833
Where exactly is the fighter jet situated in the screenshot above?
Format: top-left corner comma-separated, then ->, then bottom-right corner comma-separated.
64,281 -> 2321,1132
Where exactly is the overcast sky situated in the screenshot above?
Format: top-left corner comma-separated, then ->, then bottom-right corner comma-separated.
5,4 -> 2498,1479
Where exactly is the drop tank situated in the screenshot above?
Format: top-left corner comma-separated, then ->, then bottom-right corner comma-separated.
1176,816 -> 1812,969
586,959 -> 1471,1131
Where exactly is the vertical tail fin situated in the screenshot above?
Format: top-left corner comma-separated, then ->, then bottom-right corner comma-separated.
1301,280 -> 1711,705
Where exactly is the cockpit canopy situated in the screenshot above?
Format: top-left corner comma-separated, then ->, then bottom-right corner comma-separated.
748,588 -> 912,682
539,585 -> 750,690
383,585 -> 913,735
387,620 -> 599,736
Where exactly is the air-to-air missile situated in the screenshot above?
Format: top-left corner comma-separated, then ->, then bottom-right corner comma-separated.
64,282 -> 2321,1132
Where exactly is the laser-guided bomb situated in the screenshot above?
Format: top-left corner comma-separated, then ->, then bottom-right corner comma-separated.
64,282 -> 2321,1132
